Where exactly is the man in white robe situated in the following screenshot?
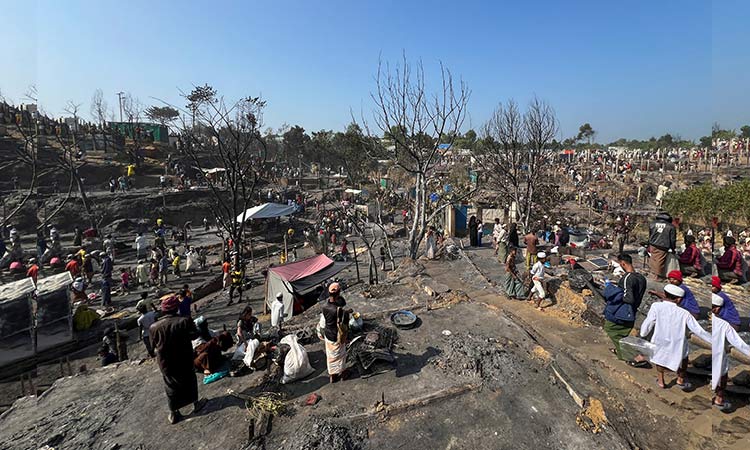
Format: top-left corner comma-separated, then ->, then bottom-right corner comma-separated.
640,284 -> 711,390
711,293 -> 750,411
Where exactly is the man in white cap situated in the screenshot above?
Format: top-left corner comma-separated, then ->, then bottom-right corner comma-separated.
530,252 -> 547,310
639,284 -> 711,390
270,292 -> 286,331
711,293 -> 750,411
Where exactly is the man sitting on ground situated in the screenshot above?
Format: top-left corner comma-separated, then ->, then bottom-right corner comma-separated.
648,270 -> 700,318
678,235 -> 703,277
711,276 -> 741,330
716,236 -> 746,284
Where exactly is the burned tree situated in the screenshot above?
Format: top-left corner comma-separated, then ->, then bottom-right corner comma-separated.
364,56 -> 471,259
0,106 -> 39,230
48,100 -> 98,231
176,85 -> 267,266
90,89 -> 111,152
476,97 -> 559,228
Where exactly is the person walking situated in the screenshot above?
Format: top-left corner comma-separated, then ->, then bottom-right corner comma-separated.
507,223 -> 519,249
530,252 -> 547,310
604,254 -> 648,366
468,216 -> 478,247
137,302 -> 157,358
135,232 -> 148,260
711,293 -> 750,411
100,252 -> 113,307
322,283 -> 352,383
150,295 -> 207,424
523,230 -> 538,270
640,284 -> 710,390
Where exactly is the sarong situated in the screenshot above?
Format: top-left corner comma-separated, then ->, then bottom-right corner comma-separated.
603,320 -> 634,360
648,246 -> 667,278
324,338 -> 347,375
497,242 -> 508,262
503,273 -> 526,299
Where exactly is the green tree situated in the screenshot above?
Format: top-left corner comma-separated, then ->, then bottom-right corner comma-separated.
576,123 -> 595,145
145,105 -> 179,125
282,125 -> 310,163
740,125 -> 750,139
454,129 -> 477,149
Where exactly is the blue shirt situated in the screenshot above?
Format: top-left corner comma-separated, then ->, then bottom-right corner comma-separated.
178,296 -> 192,317
718,292 -> 741,327
678,284 -> 700,315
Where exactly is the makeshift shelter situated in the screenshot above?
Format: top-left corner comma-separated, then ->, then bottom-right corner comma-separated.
35,272 -> 74,352
0,277 -> 36,366
266,254 -> 351,317
235,203 -> 296,223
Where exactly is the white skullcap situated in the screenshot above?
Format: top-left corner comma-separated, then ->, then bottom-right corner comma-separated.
537,252 -> 546,259
664,284 -> 685,297
711,293 -> 724,307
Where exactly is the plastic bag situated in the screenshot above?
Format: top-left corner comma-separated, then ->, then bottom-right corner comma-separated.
280,334 -> 314,384
665,252 -> 680,274
619,336 -> 657,361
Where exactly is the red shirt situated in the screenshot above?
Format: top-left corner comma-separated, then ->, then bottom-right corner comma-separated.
65,260 -> 80,277
27,265 -> 39,282
222,262 -> 231,274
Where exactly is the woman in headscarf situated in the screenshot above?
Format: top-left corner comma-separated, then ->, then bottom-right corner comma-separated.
468,216 -> 478,247
322,282 -> 352,383
507,223 -> 519,249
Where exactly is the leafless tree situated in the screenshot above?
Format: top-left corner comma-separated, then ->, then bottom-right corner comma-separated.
170,84 -> 268,267
90,89 -> 111,152
121,93 -> 144,166
362,55 -> 472,259
0,110 -> 38,230
477,97 -> 558,228
23,84 -> 38,103
54,106 -> 98,230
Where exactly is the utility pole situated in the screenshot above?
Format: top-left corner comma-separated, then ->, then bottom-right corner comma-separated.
116,92 -> 124,122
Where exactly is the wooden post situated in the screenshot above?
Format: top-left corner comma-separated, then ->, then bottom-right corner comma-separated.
352,240 -> 361,282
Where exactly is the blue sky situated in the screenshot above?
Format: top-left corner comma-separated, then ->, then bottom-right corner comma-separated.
1,0 -> 746,143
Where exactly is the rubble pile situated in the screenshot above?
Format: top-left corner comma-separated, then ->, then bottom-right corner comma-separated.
552,282 -> 603,326
251,418 -> 367,450
430,332 -> 528,391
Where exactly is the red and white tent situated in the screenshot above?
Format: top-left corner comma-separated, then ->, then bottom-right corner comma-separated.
265,254 -> 351,317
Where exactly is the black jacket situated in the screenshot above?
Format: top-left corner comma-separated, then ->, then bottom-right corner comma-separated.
648,213 -> 676,251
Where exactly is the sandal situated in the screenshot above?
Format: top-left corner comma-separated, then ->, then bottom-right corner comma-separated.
655,379 -> 666,389
713,401 -> 732,412
626,360 -> 650,368
609,348 -> 617,356
676,381 -> 693,391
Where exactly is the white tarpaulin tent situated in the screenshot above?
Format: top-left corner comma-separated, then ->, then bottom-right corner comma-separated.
235,203 -> 296,223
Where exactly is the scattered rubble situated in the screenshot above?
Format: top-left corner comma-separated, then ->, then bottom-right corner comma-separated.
429,332 -> 526,391
249,417 -> 367,450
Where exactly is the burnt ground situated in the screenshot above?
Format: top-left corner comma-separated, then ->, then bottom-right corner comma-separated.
0,252 -> 632,450
462,241 -> 750,449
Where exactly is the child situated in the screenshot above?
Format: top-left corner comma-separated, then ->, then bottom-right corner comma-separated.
159,254 -> 169,286
119,268 -> 130,295
136,302 -> 157,357
172,253 -> 181,279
